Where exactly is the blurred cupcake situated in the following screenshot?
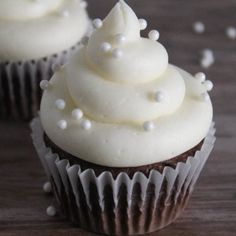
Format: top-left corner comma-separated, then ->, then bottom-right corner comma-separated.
0,0 -> 90,120
31,0 -> 216,235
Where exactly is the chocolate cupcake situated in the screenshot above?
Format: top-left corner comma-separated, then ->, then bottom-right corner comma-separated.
31,0 -> 216,235
0,0 -> 90,120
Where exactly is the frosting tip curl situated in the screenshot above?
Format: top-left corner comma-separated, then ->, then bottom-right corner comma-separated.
86,0 -> 168,83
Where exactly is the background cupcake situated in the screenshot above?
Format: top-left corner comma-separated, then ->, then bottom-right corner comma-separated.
32,0 -> 216,235
0,0 -> 90,120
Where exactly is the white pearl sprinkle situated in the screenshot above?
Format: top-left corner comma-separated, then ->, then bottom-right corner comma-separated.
154,91 -> 165,103
55,99 -> 66,110
51,63 -> 61,72
203,80 -> 214,91
60,10 -> 69,17
46,206 -> 56,217
40,80 -> 51,90
81,36 -> 89,46
81,119 -> 92,130
200,56 -> 214,68
112,48 -> 123,59
100,42 -> 112,53
139,19 -> 147,30
202,48 -> 214,58
200,48 -> 215,69
226,26 -> 236,39
148,30 -> 160,41
80,1 -> 88,8
57,120 -> 67,130
72,109 -> 83,120
143,121 -> 155,132
115,34 -> 126,45
93,18 -> 103,29
195,72 -> 206,82
43,182 -> 52,194
201,93 -> 210,102
193,21 -> 205,34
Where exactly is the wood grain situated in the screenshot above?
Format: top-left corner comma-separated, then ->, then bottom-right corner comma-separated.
0,0 -> 236,235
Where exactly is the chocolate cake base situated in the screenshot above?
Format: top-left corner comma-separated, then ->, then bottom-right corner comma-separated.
44,134 -> 203,177
42,134 -> 205,235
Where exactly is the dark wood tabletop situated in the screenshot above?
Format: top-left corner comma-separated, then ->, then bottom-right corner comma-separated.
0,0 -> 236,235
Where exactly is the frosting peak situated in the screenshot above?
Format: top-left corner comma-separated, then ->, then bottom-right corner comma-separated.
86,0 -> 168,84
102,0 -> 140,41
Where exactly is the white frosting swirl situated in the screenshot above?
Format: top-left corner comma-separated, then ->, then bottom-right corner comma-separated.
66,50 -> 184,122
0,0 -> 89,61
86,1 -> 168,83
0,0 -> 63,20
40,0 -> 213,167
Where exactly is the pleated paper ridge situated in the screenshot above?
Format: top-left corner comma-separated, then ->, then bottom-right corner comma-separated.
0,43 -> 80,120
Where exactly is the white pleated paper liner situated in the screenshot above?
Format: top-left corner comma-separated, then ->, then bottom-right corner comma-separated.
31,118 -> 216,235
0,43 -> 81,121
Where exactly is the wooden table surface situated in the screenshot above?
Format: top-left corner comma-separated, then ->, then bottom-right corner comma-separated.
0,0 -> 236,235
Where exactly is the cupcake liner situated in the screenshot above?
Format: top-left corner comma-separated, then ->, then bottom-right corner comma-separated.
0,43 -> 80,120
31,118 -> 216,235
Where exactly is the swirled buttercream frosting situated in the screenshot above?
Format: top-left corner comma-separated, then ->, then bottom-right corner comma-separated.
0,0 -> 89,61
40,0 -> 213,167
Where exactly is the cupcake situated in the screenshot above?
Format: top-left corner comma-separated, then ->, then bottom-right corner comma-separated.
31,0 -> 216,235
0,0 -> 90,120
